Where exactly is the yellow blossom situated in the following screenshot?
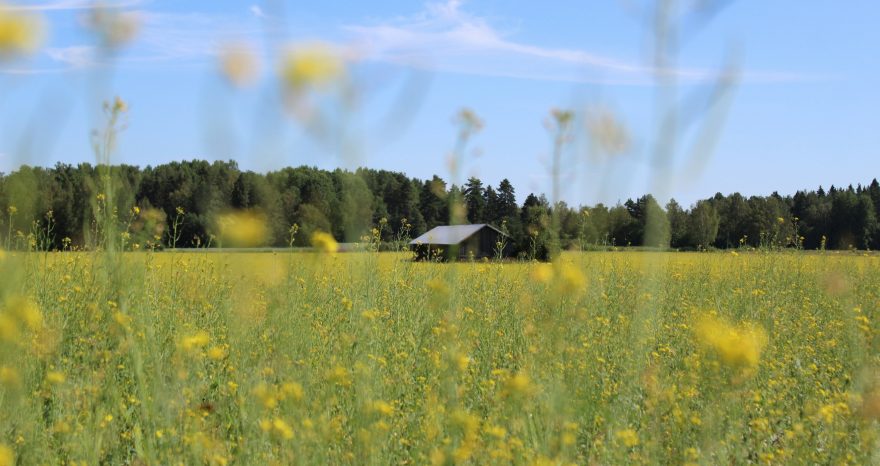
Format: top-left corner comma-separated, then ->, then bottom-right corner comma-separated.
89,6 -> 139,48
483,424 -> 507,439
453,443 -> 474,462
215,211 -> 269,247
46,371 -> 65,385
818,402 -> 849,423
450,409 -> 479,437
586,107 -> 629,156
326,366 -> 351,387
259,419 -> 272,432
113,311 -> 132,328
271,418 -> 294,439
531,264 -> 554,283
615,428 -> 639,447
279,42 -> 344,92
281,381 -> 304,401
556,263 -> 586,294
503,371 -> 534,397
749,417 -> 769,432
252,383 -> 278,409
0,366 -> 19,387
0,443 -> 13,466
0,6 -> 42,58
0,314 -> 17,342
695,315 -> 767,370
109,95 -> 127,113
52,421 -> 70,434
455,353 -> 470,372
181,331 -> 210,351
219,43 -> 259,87
6,296 -> 41,331
430,449 -> 446,466
311,231 -> 339,253
371,400 -> 394,416
207,346 -> 226,360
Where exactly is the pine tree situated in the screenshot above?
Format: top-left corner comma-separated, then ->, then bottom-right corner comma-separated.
463,177 -> 486,224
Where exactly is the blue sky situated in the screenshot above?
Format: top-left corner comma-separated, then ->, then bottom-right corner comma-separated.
0,0 -> 878,207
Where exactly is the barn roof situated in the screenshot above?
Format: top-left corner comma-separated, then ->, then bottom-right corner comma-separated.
409,224 -> 506,246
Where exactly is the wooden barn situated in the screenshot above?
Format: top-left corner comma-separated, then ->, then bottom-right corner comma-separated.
409,224 -> 511,261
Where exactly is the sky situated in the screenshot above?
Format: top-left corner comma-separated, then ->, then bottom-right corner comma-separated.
0,0 -> 878,207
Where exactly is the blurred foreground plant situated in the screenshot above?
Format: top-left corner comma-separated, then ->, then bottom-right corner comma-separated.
0,4 -> 42,58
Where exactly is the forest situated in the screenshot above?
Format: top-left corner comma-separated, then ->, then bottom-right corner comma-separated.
1,160 -> 878,255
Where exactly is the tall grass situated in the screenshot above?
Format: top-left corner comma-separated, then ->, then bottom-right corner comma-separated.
0,249 -> 878,464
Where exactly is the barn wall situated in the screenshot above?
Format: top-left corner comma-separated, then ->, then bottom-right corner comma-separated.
410,225 -> 511,261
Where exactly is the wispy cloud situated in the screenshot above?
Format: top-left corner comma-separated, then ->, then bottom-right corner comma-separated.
249,5 -> 266,19
13,0 -> 812,84
33,9 -> 264,73
4,0 -> 146,12
45,45 -> 96,68
343,0 -> 809,85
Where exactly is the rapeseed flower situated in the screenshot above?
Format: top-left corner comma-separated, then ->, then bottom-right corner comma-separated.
279,42 -> 344,92
326,365 -> 351,387
0,366 -> 19,387
0,6 -> 42,58
272,418 -> 295,439
370,400 -> 394,416
6,295 -> 41,331
0,296 -> 43,342
586,107 -> 629,156
311,231 -> 339,253
483,424 -> 507,439
615,428 -> 639,447
450,409 -> 479,437
0,313 -> 17,342
455,353 -> 470,372
531,264 -> 553,283
219,43 -> 259,87
503,371 -> 534,397
281,381 -> 303,401
215,211 -> 269,247
695,315 -> 767,370
556,263 -> 586,294
207,346 -> 226,360
89,6 -> 139,48
252,383 -> 278,409
46,370 -> 65,384
0,444 -> 13,466
181,331 -> 210,351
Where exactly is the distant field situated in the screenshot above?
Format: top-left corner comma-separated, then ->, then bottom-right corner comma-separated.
0,250 -> 879,464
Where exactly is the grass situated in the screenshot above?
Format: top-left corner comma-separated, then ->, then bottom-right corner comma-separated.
0,249 -> 878,465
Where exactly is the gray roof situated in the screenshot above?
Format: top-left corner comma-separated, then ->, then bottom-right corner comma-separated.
409,224 -> 505,245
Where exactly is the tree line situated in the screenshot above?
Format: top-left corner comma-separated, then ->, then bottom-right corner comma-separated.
1,160 -> 878,256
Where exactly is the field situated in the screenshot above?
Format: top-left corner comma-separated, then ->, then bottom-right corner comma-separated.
0,249 -> 879,465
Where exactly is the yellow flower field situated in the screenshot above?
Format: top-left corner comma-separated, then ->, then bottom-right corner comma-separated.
0,250 -> 878,464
